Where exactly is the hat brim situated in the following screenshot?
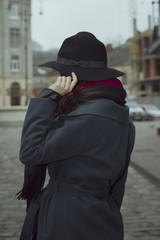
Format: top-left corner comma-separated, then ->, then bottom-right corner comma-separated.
39,61 -> 125,81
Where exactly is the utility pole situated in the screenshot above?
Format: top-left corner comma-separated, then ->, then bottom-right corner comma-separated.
0,1 -> 5,106
39,0 -> 44,15
21,0 -> 31,105
158,0 -> 160,37
152,0 -> 160,36
128,0 -> 137,37
152,1 -> 156,28
24,0 -> 28,105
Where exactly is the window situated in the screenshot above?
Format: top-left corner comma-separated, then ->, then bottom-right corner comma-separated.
10,56 -> 20,72
156,59 -> 160,75
140,84 -> 146,91
9,3 -> 20,20
152,84 -> 159,93
145,60 -> 150,77
10,28 -> 20,45
144,37 -> 150,48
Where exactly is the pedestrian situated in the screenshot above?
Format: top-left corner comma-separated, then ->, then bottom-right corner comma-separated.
16,31 -> 135,240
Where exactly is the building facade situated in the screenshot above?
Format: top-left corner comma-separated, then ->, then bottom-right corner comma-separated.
107,27 -> 160,101
0,0 -> 33,106
139,27 -> 160,97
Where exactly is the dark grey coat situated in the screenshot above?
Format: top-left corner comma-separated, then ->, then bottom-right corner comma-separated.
19,97 -> 135,240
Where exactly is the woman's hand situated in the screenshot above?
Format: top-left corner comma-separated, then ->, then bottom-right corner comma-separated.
48,72 -> 78,96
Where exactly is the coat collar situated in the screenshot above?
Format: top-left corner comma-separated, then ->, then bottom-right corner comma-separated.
59,99 -> 131,124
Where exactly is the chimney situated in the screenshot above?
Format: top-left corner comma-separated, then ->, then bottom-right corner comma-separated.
148,15 -> 152,30
133,18 -> 137,37
106,44 -> 113,53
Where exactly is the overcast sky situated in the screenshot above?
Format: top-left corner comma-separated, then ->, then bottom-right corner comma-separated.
31,0 -> 156,50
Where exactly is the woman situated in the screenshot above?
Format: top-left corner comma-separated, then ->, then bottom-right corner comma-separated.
17,32 -> 135,240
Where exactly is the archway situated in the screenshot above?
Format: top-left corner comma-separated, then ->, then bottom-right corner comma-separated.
11,82 -> 20,105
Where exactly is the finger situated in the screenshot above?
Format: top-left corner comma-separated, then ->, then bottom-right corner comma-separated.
61,76 -> 66,87
72,72 -> 78,82
70,72 -> 78,90
66,76 -> 72,89
56,76 -> 61,85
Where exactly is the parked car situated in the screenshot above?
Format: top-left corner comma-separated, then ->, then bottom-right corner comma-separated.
126,100 -> 146,121
138,105 -> 153,121
140,104 -> 160,119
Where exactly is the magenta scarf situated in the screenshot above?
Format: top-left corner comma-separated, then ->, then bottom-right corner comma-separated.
83,78 -> 123,88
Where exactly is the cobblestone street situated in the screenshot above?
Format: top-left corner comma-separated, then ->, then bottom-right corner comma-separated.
0,125 -> 160,240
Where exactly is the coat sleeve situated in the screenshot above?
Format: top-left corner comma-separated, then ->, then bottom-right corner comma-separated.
109,122 -> 136,209
19,98 -> 89,166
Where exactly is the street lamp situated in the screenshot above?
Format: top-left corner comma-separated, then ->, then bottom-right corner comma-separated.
22,0 -> 32,105
24,1 -> 28,105
39,0 -> 45,15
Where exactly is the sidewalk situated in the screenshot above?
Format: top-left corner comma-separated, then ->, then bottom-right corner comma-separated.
0,107 -> 27,126
131,120 -> 160,185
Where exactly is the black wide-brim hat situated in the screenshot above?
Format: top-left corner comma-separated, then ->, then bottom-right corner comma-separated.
39,31 -> 125,81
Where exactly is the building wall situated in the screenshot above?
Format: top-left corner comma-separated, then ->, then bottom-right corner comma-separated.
150,58 -> 157,77
4,78 -> 33,105
139,29 -> 160,96
106,29 -> 160,98
111,64 -> 133,95
0,79 -> 2,106
0,0 -> 33,106
137,96 -> 160,108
